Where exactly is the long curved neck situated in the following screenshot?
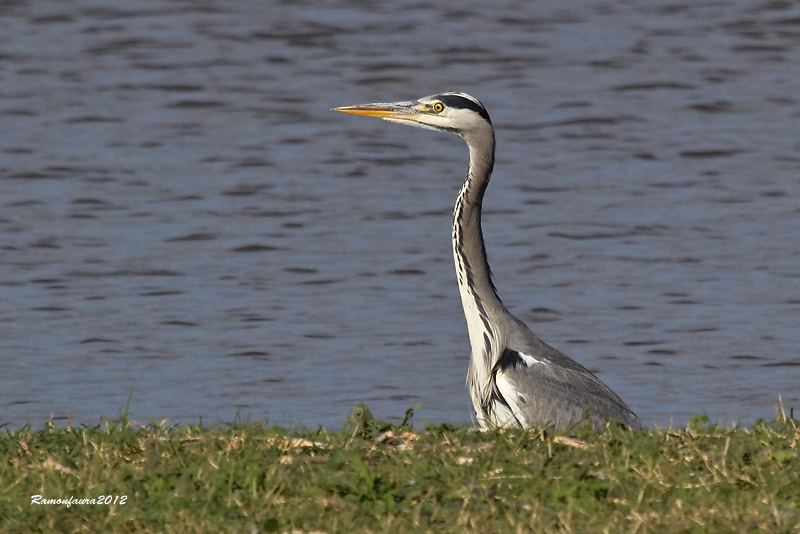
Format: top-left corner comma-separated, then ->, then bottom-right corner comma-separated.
452,136 -> 505,351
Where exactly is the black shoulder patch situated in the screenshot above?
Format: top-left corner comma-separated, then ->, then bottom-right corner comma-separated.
496,347 -> 523,371
438,94 -> 492,124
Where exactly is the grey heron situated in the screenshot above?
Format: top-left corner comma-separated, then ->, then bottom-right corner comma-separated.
334,92 -> 640,431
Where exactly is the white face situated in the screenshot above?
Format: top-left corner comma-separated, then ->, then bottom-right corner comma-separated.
393,94 -> 491,137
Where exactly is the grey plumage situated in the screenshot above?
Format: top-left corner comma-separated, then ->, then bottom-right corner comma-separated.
335,92 -> 640,431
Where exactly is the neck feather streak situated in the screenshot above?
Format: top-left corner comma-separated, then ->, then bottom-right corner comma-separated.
452,143 -> 504,351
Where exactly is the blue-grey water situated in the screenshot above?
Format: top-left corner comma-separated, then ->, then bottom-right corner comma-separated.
1,0 -> 798,430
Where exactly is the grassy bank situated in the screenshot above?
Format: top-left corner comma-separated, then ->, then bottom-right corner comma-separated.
1,406 -> 798,533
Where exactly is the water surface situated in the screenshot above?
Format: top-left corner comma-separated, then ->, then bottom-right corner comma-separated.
1,0 -> 799,429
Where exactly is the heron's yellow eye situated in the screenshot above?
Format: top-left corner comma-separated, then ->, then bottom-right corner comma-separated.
432,102 -> 444,113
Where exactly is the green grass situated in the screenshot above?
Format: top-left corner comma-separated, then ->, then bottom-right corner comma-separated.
1,405 -> 798,533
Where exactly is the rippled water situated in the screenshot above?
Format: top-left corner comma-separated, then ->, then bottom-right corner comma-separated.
1,0 -> 798,430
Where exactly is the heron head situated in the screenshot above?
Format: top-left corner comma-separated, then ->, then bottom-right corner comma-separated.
334,92 -> 494,146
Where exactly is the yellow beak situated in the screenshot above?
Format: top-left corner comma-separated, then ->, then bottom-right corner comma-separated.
332,101 -> 422,122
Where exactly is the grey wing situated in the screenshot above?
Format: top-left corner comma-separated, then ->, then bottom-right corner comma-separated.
494,337 -> 640,431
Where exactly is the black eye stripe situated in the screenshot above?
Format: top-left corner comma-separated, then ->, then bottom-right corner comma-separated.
437,94 -> 492,124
